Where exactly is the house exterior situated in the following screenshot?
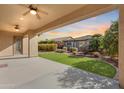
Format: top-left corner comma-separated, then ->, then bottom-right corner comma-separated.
52,36 -> 73,49
63,35 -> 92,51
52,35 -> 92,51
0,31 -> 38,58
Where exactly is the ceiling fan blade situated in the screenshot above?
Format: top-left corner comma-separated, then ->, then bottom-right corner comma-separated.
36,13 -> 41,20
23,10 -> 30,16
38,9 -> 48,15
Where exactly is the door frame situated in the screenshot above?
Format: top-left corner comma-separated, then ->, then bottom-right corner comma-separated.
13,36 -> 23,55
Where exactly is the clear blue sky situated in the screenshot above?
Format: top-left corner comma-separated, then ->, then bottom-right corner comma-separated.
38,9 -> 119,40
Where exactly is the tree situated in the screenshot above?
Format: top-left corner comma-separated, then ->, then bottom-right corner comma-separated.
89,34 -> 102,52
103,21 -> 118,57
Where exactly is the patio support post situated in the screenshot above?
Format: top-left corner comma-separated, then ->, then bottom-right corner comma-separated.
119,5 -> 124,88
28,32 -> 38,57
23,34 -> 29,57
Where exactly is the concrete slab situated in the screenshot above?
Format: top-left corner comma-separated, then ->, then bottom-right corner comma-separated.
0,55 -> 28,60
0,57 -> 119,89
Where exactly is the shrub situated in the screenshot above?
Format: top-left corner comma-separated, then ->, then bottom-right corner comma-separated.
56,42 -> 64,49
69,47 -> 78,55
55,49 -> 64,53
89,34 -> 102,52
70,47 -> 78,52
63,47 -> 67,52
38,40 -> 55,44
38,44 -> 57,51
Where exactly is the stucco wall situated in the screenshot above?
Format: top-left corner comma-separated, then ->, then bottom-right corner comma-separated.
0,31 -> 13,57
119,5 -> 124,88
0,31 -> 23,57
0,31 -> 38,57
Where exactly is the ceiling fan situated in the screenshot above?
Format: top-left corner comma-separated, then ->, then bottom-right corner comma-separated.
14,25 -> 20,32
21,4 -> 48,20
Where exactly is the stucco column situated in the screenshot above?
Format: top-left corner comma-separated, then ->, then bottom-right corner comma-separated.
23,34 -> 29,56
28,32 -> 38,57
119,5 -> 124,88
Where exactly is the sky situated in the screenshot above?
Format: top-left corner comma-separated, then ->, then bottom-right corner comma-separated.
38,9 -> 119,41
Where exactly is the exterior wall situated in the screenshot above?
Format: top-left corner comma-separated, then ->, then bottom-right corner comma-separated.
0,31 -> 13,57
75,41 -> 79,48
0,31 -> 23,57
0,31 -> 38,58
119,5 -> 124,88
64,40 -> 90,51
64,41 -> 73,47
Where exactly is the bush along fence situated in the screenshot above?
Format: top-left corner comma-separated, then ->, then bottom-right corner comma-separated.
38,44 -> 57,51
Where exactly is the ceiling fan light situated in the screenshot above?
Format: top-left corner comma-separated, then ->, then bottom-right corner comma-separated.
30,10 -> 37,15
15,29 -> 19,32
20,17 -> 24,20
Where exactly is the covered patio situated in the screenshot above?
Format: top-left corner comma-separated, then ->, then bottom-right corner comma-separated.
0,4 -> 124,88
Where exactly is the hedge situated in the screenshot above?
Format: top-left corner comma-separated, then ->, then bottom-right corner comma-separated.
38,44 -> 57,51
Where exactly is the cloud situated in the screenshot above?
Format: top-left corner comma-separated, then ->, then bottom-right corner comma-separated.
67,23 -> 111,38
39,30 -> 68,40
48,31 -> 62,35
39,22 -> 111,40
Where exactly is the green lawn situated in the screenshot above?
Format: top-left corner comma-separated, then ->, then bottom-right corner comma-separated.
39,52 -> 116,78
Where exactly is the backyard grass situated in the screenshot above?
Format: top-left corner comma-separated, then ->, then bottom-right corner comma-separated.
39,52 -> 116,78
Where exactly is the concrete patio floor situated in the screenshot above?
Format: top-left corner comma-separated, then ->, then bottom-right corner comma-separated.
0,57 -> 119,89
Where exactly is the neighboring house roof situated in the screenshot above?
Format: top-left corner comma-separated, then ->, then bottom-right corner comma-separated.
52,35 -> 92,42
52,36 -> 73,42
74,35 -> 92,41
64,35 -> 92,42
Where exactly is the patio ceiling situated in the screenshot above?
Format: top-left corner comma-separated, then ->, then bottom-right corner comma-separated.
0,4 -> 85,33
0,4 -> 118,34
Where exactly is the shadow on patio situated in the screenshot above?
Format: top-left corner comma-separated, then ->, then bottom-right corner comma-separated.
56,67 -> 119,89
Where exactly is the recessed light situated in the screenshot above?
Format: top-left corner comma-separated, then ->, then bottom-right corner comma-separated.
20,17 -> 24,20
